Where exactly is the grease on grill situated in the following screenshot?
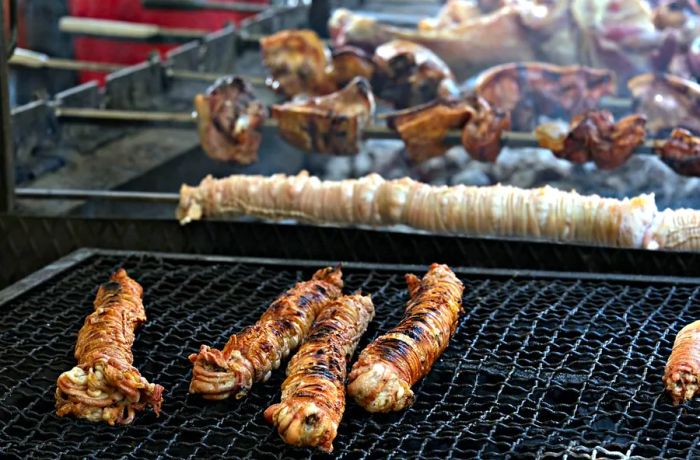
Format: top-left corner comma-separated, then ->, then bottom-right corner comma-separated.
1,253 -> 699,458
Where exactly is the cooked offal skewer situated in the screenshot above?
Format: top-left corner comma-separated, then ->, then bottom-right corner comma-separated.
264,293 -> 374,452
194,76 -> 267,164
188,267 -> 343,400
347,264 -> 463,412
664,320 -> 700,404
177,171 -> 657,250
55,269 -> 164,425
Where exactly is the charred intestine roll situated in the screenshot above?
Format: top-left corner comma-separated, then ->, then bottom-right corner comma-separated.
177,172 -> 658,249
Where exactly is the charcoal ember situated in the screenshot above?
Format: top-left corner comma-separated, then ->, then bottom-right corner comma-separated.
194,76 -> 267,164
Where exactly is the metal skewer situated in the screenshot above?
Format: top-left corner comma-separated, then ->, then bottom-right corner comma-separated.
10,48 -> 266,86
59,16 -> 209,40
141,0 -> 269,13
51,106 -> 661,155
15,188 -> 180,203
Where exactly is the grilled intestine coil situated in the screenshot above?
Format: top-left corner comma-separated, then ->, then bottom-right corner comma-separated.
664,320 -> 700,404
644,208 -> 700,251
177,171 -> 657,250
188,267 -> 343,400
347,264 -> 463,412
55,269 -> 164,425
271,77 -> 376,155
264,293 -> 374,452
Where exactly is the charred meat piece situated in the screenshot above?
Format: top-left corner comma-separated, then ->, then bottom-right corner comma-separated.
655,128 -> 700,176
474,62 -> 616,130
535,111 -> 646,169
386,99 -> 473,163
261,29 -> 336,97
628,73 -> 700,136
461,96 -> 511,162
329,7 -> 537,79
194,76 -> 267,164
271,77 -> 375,155
189,267 -> 343,400
329,46 -> 375,89
664,320 -> 700,404
347,264 -> 464,412
55,269 -> 164,425
372,39 -> 456,109
264,294 -> 374,452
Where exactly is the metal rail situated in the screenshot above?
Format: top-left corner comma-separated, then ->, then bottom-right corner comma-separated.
141,0 -> 269,13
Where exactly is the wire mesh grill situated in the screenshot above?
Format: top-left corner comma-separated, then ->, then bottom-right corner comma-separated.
1,253 -> 699,459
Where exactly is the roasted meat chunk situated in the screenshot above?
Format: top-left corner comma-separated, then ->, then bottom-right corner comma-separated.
628,73 -> 700,135
271,77 -> 375,155
329,46 -> 375,88
55,269 -> 164,425
474,62 -> 616,130
347,264 -> 464,412
194,76 -> 267,164
664,320 -> 700,404
461,96 -> 511,162
372,39 -> 456,108
535,111 -> 646,169
189,267 -> 343,400
655,128 -> 700,176
261,29 -> 336,97
264,294 -> 374,452
386,99 -> 473,163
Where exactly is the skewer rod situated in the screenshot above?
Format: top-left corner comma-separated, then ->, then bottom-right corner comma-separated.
52,107 -> 659,155
142,0 -> 267,13
59,17 -> 208,39
15,188 -> 180,203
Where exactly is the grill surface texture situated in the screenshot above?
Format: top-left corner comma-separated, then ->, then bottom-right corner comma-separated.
1,252 -> 699,459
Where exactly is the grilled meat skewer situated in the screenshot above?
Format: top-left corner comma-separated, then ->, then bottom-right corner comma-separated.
664,320 -> 700,404
188,267 -> 343,400
347,264 -> 464,412
55,269 -> 164,425
264,293 -> 375,452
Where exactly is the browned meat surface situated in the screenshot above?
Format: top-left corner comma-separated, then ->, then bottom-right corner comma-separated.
664,320 -> 700,404
461,96 -> 511,162
261,29 -> 336,97
474,62 -> 617,130
189,267 -> 343,400
55,269 -> 164,425
628,73 -> 700,135
329,46 -> 375,89
264,294 -> 374,452
372,39 -> 456,108
655,128 -> 700,176
271,77 -> 375,155
194,76 -> 267,164
535,111 -> 647,169
386,99 -> 473,163
347,264 -> 464,413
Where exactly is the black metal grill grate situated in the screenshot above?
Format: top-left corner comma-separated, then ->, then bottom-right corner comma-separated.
1,253 -> 700,459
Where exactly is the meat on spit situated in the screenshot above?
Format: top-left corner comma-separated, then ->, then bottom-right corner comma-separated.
535,110 -> 647,169
655,128 -> 700,176
194,76 -> 267,164
386,99 -> 474,163
270,77 -> 375,155
628,73 -> 700,135
372,39 -> 458,109
472,62 -> 617,130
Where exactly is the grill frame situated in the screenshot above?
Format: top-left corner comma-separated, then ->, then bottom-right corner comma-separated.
2,248 -> 700,459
